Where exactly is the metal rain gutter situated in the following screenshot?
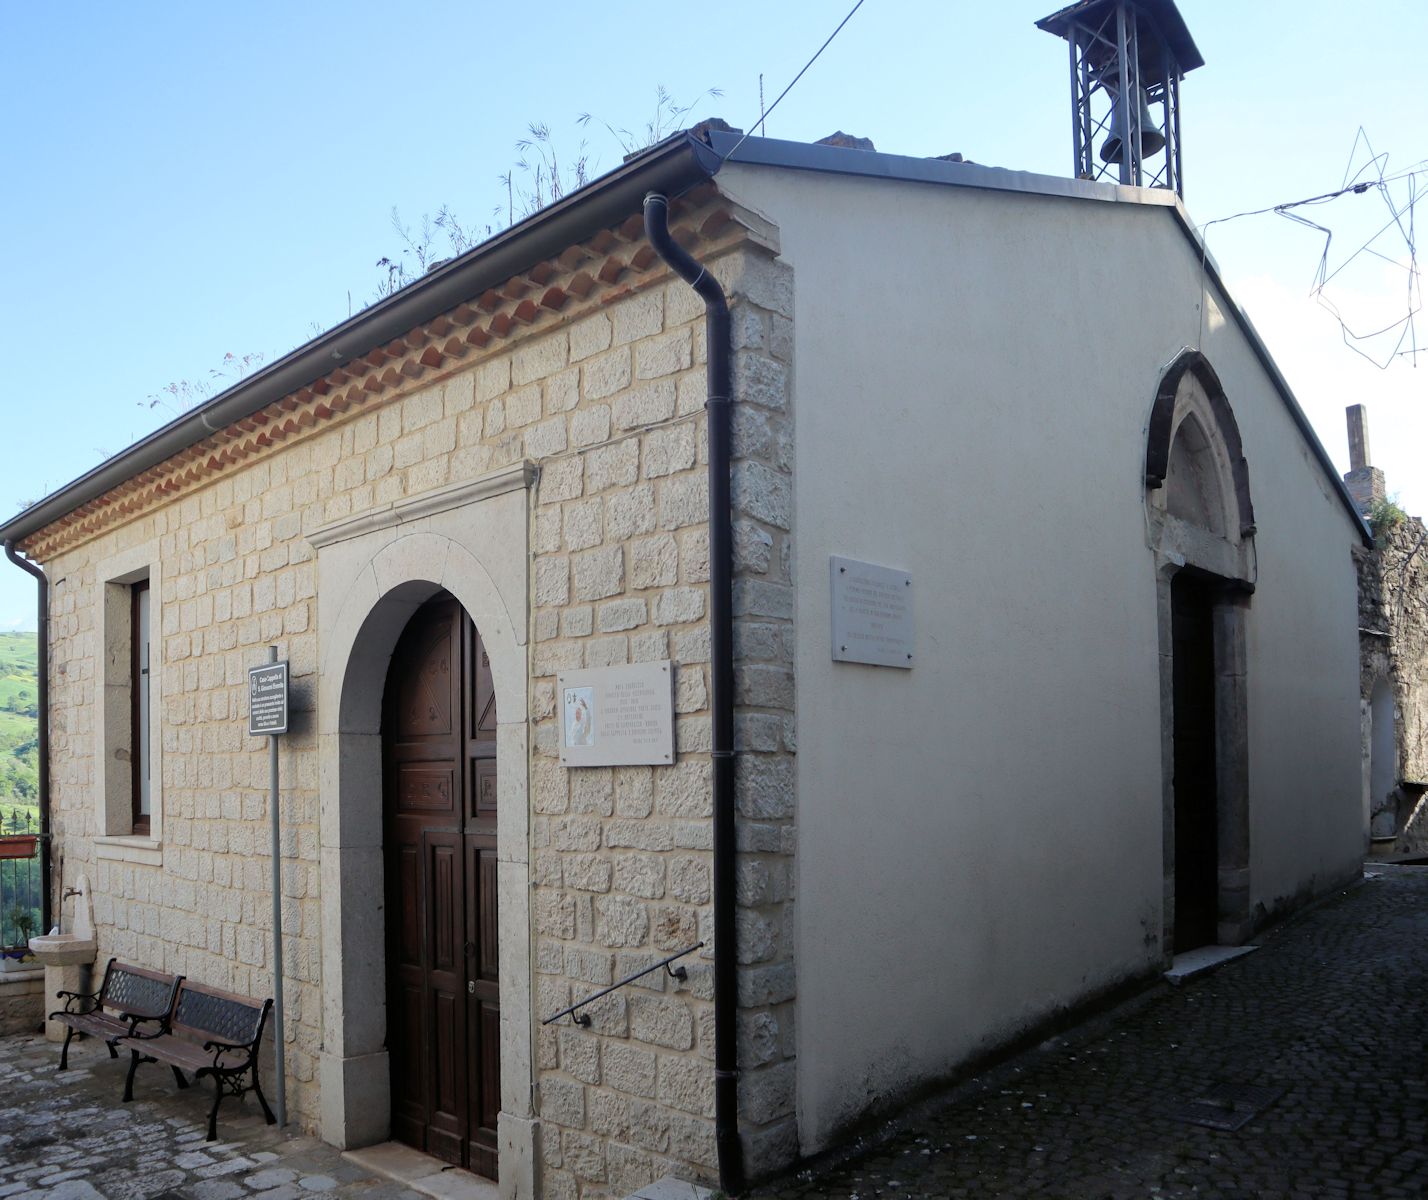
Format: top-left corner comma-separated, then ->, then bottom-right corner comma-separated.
644,192 -> 744,1196
0,131 -> 723,550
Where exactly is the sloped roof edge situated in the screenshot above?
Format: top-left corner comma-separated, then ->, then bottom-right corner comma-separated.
1165,209 -> 1372,547
715,131 -> 1368,545
0,130 -> 723,549
5,127 -> 1368,550
712,129 -> 1181,208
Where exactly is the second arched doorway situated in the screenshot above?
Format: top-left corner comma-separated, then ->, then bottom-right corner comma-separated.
1146,349 -> 1256,954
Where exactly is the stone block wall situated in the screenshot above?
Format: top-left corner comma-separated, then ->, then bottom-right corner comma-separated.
46,458 -> 328,1118
1345,466 -> 1387,516
1357,511 -> 1428,852
34,205 -> 800,1193
0,970 -> 45,1036
526,242 -> 799,1199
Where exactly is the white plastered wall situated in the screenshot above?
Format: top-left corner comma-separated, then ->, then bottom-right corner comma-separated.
309,465 -> 537,1199
716,164 -> 1364,1150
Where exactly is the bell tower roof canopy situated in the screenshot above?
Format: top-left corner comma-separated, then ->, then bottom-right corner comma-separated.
1036,0 -> 1204,75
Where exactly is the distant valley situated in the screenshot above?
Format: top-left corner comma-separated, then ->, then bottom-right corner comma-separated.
0,632 -> 39,832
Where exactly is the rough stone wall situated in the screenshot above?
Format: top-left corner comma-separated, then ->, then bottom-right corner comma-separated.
0,972 -> 44,1036
527,242 -> 799,1199
35,217 -> 799,1193
1357,512 -> 1428,852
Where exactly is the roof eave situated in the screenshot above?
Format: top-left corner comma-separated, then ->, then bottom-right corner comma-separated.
2,130 -> 722,551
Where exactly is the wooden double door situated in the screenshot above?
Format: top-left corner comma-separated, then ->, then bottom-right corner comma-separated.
383,594 -> 500,1177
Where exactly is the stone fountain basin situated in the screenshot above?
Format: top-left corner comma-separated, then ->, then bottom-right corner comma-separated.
28,934 -> 98,966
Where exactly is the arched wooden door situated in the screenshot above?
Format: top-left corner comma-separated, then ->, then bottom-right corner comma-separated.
383,593 -> 500,1177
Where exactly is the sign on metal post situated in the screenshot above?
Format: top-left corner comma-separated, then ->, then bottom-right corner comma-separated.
248,661 -> 290,736
248,650 -> 288,1128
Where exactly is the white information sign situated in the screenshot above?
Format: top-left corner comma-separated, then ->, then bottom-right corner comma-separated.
830,556 -> 914,669
558,660 -> 676,767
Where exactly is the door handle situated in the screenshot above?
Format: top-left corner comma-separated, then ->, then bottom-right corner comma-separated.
464,940 -> 477,958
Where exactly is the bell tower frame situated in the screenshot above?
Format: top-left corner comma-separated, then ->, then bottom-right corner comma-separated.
1036,0 -> 1203,197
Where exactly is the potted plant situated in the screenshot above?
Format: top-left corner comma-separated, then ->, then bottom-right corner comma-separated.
0,834 -> 38,860
0,809 -> 38,859
1,906 -> 38,971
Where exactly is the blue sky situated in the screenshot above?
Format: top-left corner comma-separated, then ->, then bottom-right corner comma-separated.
1,0 -> 1424,629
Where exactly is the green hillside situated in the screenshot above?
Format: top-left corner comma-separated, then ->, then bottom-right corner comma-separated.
0,633 -> 39,825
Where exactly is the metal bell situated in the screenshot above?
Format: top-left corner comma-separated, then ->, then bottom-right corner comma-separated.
1100,85 -> 1166,163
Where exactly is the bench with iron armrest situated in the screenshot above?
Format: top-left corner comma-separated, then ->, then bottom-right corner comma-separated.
117,979 -> 276,1141
50,958 -> 182,1071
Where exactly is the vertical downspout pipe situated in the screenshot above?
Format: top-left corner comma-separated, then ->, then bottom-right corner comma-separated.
5,540 -> 51,936
643,192 -> 744,1196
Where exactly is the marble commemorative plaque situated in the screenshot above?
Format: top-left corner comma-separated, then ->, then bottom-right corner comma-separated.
830,555 -> 913,669
558,660 -> 675,767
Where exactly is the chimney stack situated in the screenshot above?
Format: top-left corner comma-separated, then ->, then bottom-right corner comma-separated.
1344,404 -> 1386,515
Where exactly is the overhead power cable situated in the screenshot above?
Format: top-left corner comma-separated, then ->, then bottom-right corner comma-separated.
720,0 -> 869,164
1197,131 -> 1424,369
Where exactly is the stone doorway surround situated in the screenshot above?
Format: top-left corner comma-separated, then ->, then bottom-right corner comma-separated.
306,463 -> 537,1200
1145,351 -> 1257,954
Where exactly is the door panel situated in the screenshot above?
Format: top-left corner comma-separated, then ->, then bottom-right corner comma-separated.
384,595 -> 500,1179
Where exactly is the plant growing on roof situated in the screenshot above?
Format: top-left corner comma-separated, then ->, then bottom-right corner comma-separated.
579,84 -> 724,156
381,84 -> 722,297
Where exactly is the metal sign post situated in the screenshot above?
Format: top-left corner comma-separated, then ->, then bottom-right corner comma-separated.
248,649 -> 290,1128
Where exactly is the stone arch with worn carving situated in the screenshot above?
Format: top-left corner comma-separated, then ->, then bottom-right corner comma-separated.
306,474 -> 537,1200
1144,350 -> 1256,955
1146,349 -> 1254,542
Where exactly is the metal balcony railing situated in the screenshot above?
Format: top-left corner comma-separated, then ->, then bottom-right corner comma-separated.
0,807 -> 42,956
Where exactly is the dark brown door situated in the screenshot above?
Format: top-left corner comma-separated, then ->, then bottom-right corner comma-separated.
383,594 -> 500,1178
1171,572 -> 1218,954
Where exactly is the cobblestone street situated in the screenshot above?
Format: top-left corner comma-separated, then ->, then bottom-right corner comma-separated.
3,867 -> 1426,1198
0,1036 -> 425,1200
757,865 -> 1428,1200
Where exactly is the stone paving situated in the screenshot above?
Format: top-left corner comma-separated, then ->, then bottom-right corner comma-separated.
756,865 -> 1428,1200
0,1034 -> 423,1200
4,867 -> 1427,1199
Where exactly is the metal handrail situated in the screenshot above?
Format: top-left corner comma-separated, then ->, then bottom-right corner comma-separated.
542,943 -> 703,1027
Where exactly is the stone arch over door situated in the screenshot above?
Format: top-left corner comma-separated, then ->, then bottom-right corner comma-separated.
1145,350 -> 1256,953
306,466 -> 536,1200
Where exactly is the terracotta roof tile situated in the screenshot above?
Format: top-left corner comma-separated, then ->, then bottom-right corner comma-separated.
24,191 -> 752,557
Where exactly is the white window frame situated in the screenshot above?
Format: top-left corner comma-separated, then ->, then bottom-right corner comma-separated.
94,542 -> 164,864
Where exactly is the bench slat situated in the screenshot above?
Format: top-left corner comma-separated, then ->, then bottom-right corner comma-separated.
118,977 -> 275,1141
49,959 -> 182,1073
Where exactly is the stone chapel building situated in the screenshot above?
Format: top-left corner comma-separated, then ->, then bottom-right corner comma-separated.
1,123 -> 1368,1198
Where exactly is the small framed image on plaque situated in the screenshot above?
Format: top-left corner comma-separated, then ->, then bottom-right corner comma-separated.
558,660 -> 675,767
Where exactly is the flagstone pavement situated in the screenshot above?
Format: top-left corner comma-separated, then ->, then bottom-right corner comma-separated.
3,866 -> 1426,1199
0,1031 -> 424,1200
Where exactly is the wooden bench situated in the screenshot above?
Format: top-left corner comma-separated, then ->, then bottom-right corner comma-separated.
50,958 -> 181,1071
118,978 -> 276,1141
